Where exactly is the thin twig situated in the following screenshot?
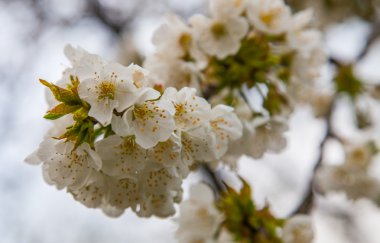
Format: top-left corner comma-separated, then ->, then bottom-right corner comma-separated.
201,164 -> 226,196
86,0 -> 125,35
291,96 -> 338,215
357,21 -> 380,61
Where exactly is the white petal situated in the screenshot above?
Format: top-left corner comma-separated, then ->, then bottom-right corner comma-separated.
132,99 -> 176,149
96,135 -> 146,178
111,112 -> 133,137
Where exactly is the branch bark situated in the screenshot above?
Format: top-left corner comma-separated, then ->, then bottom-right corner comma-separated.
292,96 -> 338,215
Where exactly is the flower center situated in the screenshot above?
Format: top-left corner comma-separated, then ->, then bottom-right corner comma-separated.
260,8 -> 282,27
211,22 -> 227,40
120,136 -> 137,155
174,103 -> 187,115
234,0 -> 242,7
179,33 -> 192,51
97,81 -> 115,100
133,103 -> 154,120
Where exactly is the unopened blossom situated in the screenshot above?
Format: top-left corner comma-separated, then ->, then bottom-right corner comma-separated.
176,183 -> 223,243
246,0 -> 292,35
282,215 -> 314,243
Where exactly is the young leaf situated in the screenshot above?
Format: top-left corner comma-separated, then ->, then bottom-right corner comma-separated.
39,79 -> 81,105
44,103 -> 81,120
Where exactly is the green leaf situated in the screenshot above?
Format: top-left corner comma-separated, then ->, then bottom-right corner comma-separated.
40,79 -> 81,105
54,119 -> 95,150
73,106 -> 89,122
334,64 -> 363,99
44,103 -> 81,120
217,178 -> 284,243
263,84 -> 288,116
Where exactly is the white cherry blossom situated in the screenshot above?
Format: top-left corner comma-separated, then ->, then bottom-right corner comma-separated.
148,133 -> 182,168
176,183 -> 223,243
69,171 -> 106,208
226,117 -> 288,160
246,0 -> 292,35
137,163 -> 182,217
105,176 -> 140,211
78,62 -> 143,126
152,14 -> 206,63
95,135 -> 147,178
122,88 -> 176,149
180,126 -> 216,163
143,53 -> 201,90
287,9 -> 322,54
43,141 -> 102,189
162,87 -> 211,131
190,11 -> 248,59
283,215 -> 314,243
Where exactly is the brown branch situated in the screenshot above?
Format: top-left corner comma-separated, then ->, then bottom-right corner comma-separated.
86,0 -> 125,35
357,21 -> 380,61
292,95 -> 339,215
200,164 -> 226,196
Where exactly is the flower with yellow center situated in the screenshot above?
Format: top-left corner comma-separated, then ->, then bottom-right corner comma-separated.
113,88 -> 176,149
44,141 -> 102,190
190,8 -> 248,59
78,62 -> 144,125
162,87 -> 211,131
97,81 -> 115,100
96,135 -> 147,178
246,0 -> 291,35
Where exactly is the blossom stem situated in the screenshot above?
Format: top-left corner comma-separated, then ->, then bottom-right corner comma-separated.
201,164 -> 226,196
357,21 -> 380,61
292,94 -> 339,215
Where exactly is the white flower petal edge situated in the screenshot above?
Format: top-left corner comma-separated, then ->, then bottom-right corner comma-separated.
209,104 -> 243,159
176,183 -> 223,243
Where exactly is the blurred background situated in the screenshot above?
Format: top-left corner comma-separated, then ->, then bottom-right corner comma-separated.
0,0 -> 380,242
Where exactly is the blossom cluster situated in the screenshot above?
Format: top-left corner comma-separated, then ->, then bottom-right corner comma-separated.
176,183 -> 232,243
145,0 -> 327,164
316,142 -> 380,204
176,183 -> 314,243
26,45 -> 242,217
